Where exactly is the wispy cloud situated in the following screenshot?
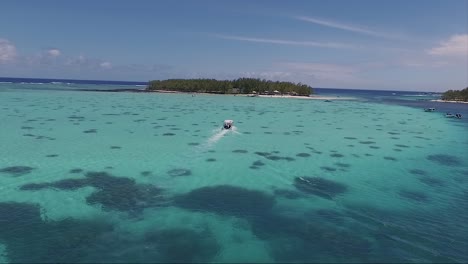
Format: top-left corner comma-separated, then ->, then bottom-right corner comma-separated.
99,61 -> 112,69
215,34 -> 353,49
295,16 -> 398,39
46,48 -> 61,57
0,38 -> 17,63
427,34 -> 468,56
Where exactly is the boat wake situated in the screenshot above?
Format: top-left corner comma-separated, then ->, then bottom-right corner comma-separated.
169,126 -> 239,168
200,126 -> 239,150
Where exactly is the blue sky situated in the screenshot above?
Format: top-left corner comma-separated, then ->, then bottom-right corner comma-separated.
0,0 -> 467,91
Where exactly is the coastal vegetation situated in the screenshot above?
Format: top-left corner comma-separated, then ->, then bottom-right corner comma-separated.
147,78 -> 313,96
441,87 -> 468,102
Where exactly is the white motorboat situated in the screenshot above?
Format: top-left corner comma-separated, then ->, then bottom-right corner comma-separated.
223,120 -> 233,129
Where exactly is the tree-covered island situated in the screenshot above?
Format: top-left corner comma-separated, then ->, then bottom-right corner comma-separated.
147,78 -> 313,96
441,87 -> 468,102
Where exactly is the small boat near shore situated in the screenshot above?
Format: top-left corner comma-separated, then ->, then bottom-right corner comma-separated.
424,108 -> 436,112
445,113 -> 462,119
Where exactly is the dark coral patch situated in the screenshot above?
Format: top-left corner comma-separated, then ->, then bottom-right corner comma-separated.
206,158 -> 216,162
0,166 -> 34,177
359,141 -> 375,144
418,176 -> 445,187
83,129 -> 97,133
427,154 -> 462,166
268,155 -> 295,161
395,144 -> 410,148
408,169 -> 427,176
369,146 -> 380,149
168,168 -> 192,177
84,172 -> 165,213
320,166 -> 337,172
255,151 -> 294,161
330,153 -> 344,158
232,149 -> 248,153
45,154 -> 59,158
85,171 -> 133,189
174,185 -> 275,217
251,212 -> 372,262
398,190 -> 429,202
50,178 -> 89,190
273,189 -> 304,199
0,201 -> 114,263
384,156 -> 397,161
86,183 -> 163,213
344,137 -> 357,140
0,202 -> 43,233
144,228 -> 220,263
19,183 -> 50,191
162,133 -> 176,136
296,153 -> 311,157
188,142 -> 200,146
141,171 -> 152,176
110,146 -> 121,149
69,168 -> 83,174
294,177 -> 347,199
20,171 -> 166,214
253,160 -> 265,166
335,163 -> 351,168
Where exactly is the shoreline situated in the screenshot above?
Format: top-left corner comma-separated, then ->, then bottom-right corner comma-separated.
430,99 -> 468,104
148,90 -> 356,100
74,88 -> 357,100
255,94 -> 355,100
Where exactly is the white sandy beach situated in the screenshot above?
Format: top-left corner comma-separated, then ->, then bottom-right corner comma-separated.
256,94 -> 356,100
431,99 -> 468,104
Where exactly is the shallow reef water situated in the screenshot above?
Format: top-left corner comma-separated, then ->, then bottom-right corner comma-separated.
0,85 -> 467,262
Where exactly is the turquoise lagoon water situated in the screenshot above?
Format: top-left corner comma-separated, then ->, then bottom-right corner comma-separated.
0,83 -> 467,263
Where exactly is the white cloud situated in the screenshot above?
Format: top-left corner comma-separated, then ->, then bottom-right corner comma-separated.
0,38 -> 17,63
295,16 -> 397,39
427,34 -> 468,56
100,61 -> 112,69
46,48 -> 61,57
215,34 -> 353,49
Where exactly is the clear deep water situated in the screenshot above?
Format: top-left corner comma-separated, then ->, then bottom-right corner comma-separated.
1,82 -> 467,263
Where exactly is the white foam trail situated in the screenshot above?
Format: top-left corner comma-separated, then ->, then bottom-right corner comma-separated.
196,126 -> 239,151
206,128 -> 230,146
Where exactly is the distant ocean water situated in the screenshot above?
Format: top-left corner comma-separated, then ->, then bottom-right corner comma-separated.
0,77 -> 148,86
0,79 -> 467,263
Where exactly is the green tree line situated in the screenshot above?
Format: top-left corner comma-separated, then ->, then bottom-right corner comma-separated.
147,78 -> 313,96
441,87 -> 468,102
